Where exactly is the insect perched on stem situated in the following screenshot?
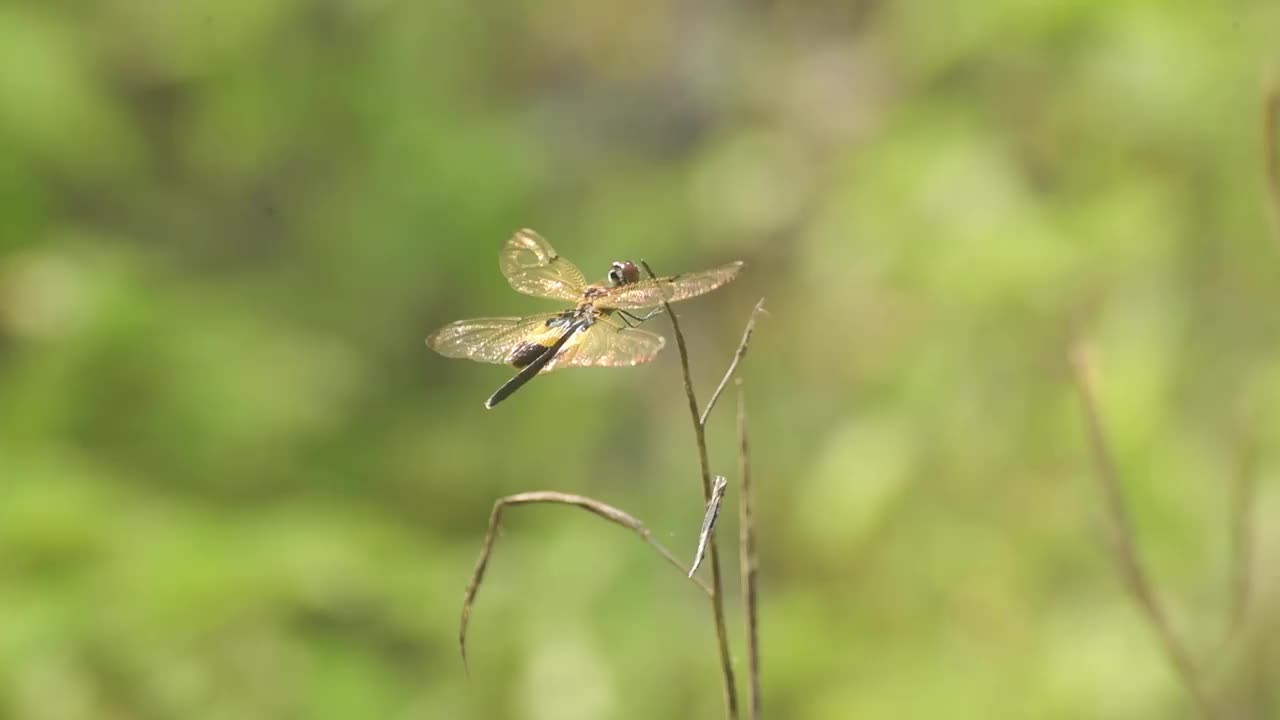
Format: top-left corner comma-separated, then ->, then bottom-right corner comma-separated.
427,230 -> 742,408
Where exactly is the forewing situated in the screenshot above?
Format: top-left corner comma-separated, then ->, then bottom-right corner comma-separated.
596,261 -> 743,309
543,322 -> 665,372
426,314 -> 560,365
499,229 -> 588,302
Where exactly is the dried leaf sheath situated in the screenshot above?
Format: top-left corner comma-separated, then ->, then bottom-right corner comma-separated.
690,476 -> 729,577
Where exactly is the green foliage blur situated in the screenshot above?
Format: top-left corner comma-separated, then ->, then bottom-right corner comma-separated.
3,1 -> 1280,718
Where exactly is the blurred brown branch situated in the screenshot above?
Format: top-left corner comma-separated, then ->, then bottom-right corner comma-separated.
1225,413 -> 1258,647
1265,68 -> 1280,247
1069,343 -> 1217,720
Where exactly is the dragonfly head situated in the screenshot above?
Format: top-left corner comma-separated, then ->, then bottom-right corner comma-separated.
608,261 -> 640,286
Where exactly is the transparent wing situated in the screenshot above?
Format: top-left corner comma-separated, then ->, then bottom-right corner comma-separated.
426,314 -> 561,365
596,261 -> 743,310
499,229 -> 589,302
543,321 -> 665,372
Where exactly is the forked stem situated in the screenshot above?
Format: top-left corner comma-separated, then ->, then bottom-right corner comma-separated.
640,259 -> 742,719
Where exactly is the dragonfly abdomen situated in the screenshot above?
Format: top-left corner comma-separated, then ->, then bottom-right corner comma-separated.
510,340 -> 552,368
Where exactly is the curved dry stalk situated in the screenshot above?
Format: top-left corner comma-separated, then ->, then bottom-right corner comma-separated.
639,259 -> 740,720
737,380 -> 761,720
1069,343 -> 1217,720
459,491 -> 712,674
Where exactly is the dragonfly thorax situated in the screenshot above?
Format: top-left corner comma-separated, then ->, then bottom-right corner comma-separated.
511,308 -> 596,369
546,305 -> 601,328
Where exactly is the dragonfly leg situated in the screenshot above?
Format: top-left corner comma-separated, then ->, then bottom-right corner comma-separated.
616,308 -> 665,327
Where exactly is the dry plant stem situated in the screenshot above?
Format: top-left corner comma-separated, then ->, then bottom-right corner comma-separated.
736,381 -> 761,720
1265,69 -> 1280,245
701,299 -> 768,427
1069,345 -> 1217,720
459,491 -> 712,674
639,259 -> 739,720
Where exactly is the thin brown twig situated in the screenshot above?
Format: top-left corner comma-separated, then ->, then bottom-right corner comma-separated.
737,380 -> 761,720
1068,343 -> 1217,719
459,491 -> 713,674
1264,67 -> 1280,247
640,259 -> 739,720
700,299 -> 768,427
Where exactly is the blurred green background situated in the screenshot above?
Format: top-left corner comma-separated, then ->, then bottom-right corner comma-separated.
3,1 -> 1280,718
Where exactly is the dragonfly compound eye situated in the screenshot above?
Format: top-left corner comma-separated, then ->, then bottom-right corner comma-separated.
609,261 -> 640,286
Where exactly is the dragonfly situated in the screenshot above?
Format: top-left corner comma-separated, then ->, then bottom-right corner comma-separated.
427,229 -> 743,408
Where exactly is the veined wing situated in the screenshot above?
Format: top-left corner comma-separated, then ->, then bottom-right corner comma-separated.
543,321 -> 665,372
426,314 -> 561,365
499,229 -> 588,302
596,261 -> 743,310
